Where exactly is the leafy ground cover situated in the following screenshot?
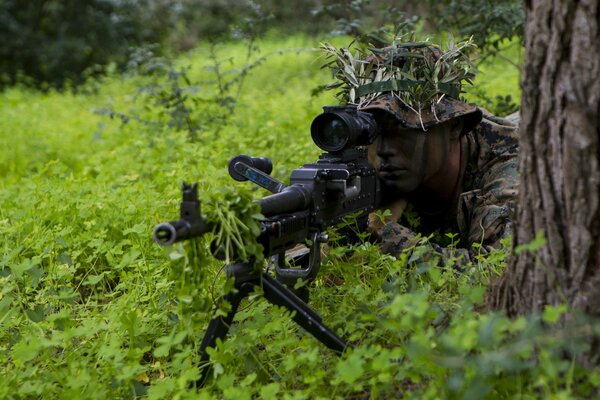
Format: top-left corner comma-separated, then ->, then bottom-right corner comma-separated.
1,34 -> 598,399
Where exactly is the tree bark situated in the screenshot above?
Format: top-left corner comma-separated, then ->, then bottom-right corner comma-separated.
489,0 -> 600,316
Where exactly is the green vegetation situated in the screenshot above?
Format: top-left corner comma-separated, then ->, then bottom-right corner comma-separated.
1,0 -> 523,92
1,34 -> 598,399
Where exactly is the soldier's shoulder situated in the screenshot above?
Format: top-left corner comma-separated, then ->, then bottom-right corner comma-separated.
469,108 -> 519,158
480,109 -> 520,128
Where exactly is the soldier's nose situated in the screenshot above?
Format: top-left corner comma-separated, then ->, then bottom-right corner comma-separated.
377,141 -> 396,160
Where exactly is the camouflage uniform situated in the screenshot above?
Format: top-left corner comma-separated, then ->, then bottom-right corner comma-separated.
343,40 -> 519,264
378,110 -> 520,264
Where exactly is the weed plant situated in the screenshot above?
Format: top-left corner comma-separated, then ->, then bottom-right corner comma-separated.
1,34 -> 598,399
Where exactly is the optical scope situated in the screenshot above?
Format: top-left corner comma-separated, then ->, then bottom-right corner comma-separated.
310,106 -> 379,153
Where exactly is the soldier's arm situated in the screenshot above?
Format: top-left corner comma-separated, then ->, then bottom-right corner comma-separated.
376,218 -> 511,269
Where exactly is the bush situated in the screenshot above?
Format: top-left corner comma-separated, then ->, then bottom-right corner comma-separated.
426,0 -> 524,56
0,0 -> 176,89
0,0 -> 526,91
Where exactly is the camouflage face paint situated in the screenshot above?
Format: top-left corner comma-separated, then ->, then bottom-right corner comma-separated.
369,112 -> 456,197
373,114 -> 429,195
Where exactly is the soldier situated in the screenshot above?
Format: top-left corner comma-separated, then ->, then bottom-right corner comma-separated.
322,39 -> 520,264
363,94 -> 519,264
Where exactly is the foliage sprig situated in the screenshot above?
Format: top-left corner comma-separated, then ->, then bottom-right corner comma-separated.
202,186 -> 264,265
319,35 -> 478,117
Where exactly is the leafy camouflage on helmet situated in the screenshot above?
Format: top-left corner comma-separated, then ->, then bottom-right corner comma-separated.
319,35 -> 478,129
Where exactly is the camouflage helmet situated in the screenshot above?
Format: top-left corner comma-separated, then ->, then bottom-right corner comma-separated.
320,37 -> 483,133
359,93 -> 482,135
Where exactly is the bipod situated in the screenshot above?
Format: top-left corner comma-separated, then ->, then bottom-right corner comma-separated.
196,259 -> 347,386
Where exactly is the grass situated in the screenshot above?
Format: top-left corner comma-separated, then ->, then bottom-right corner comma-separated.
1,33 -> 597,399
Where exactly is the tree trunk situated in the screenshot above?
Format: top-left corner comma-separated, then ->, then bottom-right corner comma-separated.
489,0 -> 600,316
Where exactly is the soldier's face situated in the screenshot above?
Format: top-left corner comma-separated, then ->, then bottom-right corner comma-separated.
369,114 -> 449,195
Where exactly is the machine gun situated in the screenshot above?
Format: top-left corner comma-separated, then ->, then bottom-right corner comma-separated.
153,105 -> 381,385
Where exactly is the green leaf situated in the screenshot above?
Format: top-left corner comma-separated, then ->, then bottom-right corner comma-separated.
427,265 -> 441,284
335,350 -> 364,384
169,249 -> 185,260
0,295 -> 13,320
82,272 -> 106,286
57,252 -> 73,265
25,304 -> 46,323
239,372 -> 256,387
123,223 -> 146,235
12,336 -> 41,365
259,383 -> 280,399
467,285 -> 486,304
542,304 -> 568,324
514,230 -> 547,254
9,257 -> 40,279
147,378 -> 176,400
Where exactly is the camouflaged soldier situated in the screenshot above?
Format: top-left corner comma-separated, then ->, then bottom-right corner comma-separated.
322,38 -> 519,264
365,97 -> 519,264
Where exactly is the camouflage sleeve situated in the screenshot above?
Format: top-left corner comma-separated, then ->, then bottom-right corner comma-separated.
377,216 -> 510,268
456,111 -> 520,260
377,222 -> 480,267
457,156 -> 518,256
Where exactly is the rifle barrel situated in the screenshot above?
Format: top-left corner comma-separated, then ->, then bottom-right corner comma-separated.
259,185 -> 312,216
153,218 -> 211,246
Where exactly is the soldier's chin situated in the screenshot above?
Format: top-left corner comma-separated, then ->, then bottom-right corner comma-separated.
380,178 -> 418,196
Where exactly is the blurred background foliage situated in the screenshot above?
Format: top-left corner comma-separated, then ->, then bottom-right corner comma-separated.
0,0 -> 524,90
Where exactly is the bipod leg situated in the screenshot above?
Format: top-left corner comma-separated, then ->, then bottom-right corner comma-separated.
195,263 -> 348,387
261,273 -> 347,353
196,262 -> 259,386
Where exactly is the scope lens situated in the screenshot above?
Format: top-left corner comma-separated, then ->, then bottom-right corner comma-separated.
312,114 -> 349,152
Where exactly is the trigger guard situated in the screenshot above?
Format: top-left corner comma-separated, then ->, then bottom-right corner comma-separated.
273,231 -> 322,286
